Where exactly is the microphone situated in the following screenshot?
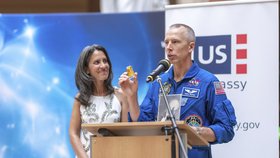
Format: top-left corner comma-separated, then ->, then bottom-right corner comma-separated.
146,59 -> 171,83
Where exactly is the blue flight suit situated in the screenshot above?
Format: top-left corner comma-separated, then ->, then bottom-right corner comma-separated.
137,61 -> 237,158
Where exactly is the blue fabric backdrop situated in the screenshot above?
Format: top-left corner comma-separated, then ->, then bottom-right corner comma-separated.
0,11 -> 164,158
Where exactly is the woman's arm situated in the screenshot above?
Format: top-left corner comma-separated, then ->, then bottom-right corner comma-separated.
115,88 -> 129,122
69,97 -> 88,158
118,72 -> 140,121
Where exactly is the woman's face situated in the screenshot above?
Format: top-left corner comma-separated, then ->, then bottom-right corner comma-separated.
87,50 -> 110,83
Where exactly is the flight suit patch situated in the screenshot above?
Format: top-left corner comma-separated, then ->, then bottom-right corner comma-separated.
182,87 -> 200,98
185,114 -> 203,127
214,81 -> 225,95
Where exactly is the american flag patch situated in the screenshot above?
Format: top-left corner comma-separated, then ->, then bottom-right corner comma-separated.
214,82 -> 225,95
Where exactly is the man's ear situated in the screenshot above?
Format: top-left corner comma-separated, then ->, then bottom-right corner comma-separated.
189,41 -> 195,53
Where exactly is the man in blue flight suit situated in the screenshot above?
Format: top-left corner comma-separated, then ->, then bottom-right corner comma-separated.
119,23 -> 237,158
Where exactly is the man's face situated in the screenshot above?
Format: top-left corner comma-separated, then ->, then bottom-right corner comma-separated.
164,26 -> 194,64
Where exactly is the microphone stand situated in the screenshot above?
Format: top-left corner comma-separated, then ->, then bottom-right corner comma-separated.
157,76 -> 188,158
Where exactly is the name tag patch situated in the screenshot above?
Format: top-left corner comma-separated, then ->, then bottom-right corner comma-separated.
182,87 -> 200,98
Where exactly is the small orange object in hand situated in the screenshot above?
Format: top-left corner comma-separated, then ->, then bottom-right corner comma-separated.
126,66 -> 135,77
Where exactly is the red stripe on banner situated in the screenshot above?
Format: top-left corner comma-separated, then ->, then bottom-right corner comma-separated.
236,64 -> 247,74
236,34 -> 247,44
236,49 -> 247,59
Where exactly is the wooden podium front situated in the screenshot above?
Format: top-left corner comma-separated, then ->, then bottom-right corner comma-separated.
82,121 -> 208,158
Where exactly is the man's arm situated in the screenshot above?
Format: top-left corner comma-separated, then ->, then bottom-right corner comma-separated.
192,126 -> 216,142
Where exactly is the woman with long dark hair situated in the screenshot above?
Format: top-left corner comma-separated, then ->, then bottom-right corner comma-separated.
69,44 -> 128,158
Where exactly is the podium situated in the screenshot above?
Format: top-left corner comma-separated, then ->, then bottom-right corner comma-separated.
82,121 -> 208,158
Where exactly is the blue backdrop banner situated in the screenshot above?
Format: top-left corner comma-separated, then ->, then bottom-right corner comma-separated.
0,11 -> 164,158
